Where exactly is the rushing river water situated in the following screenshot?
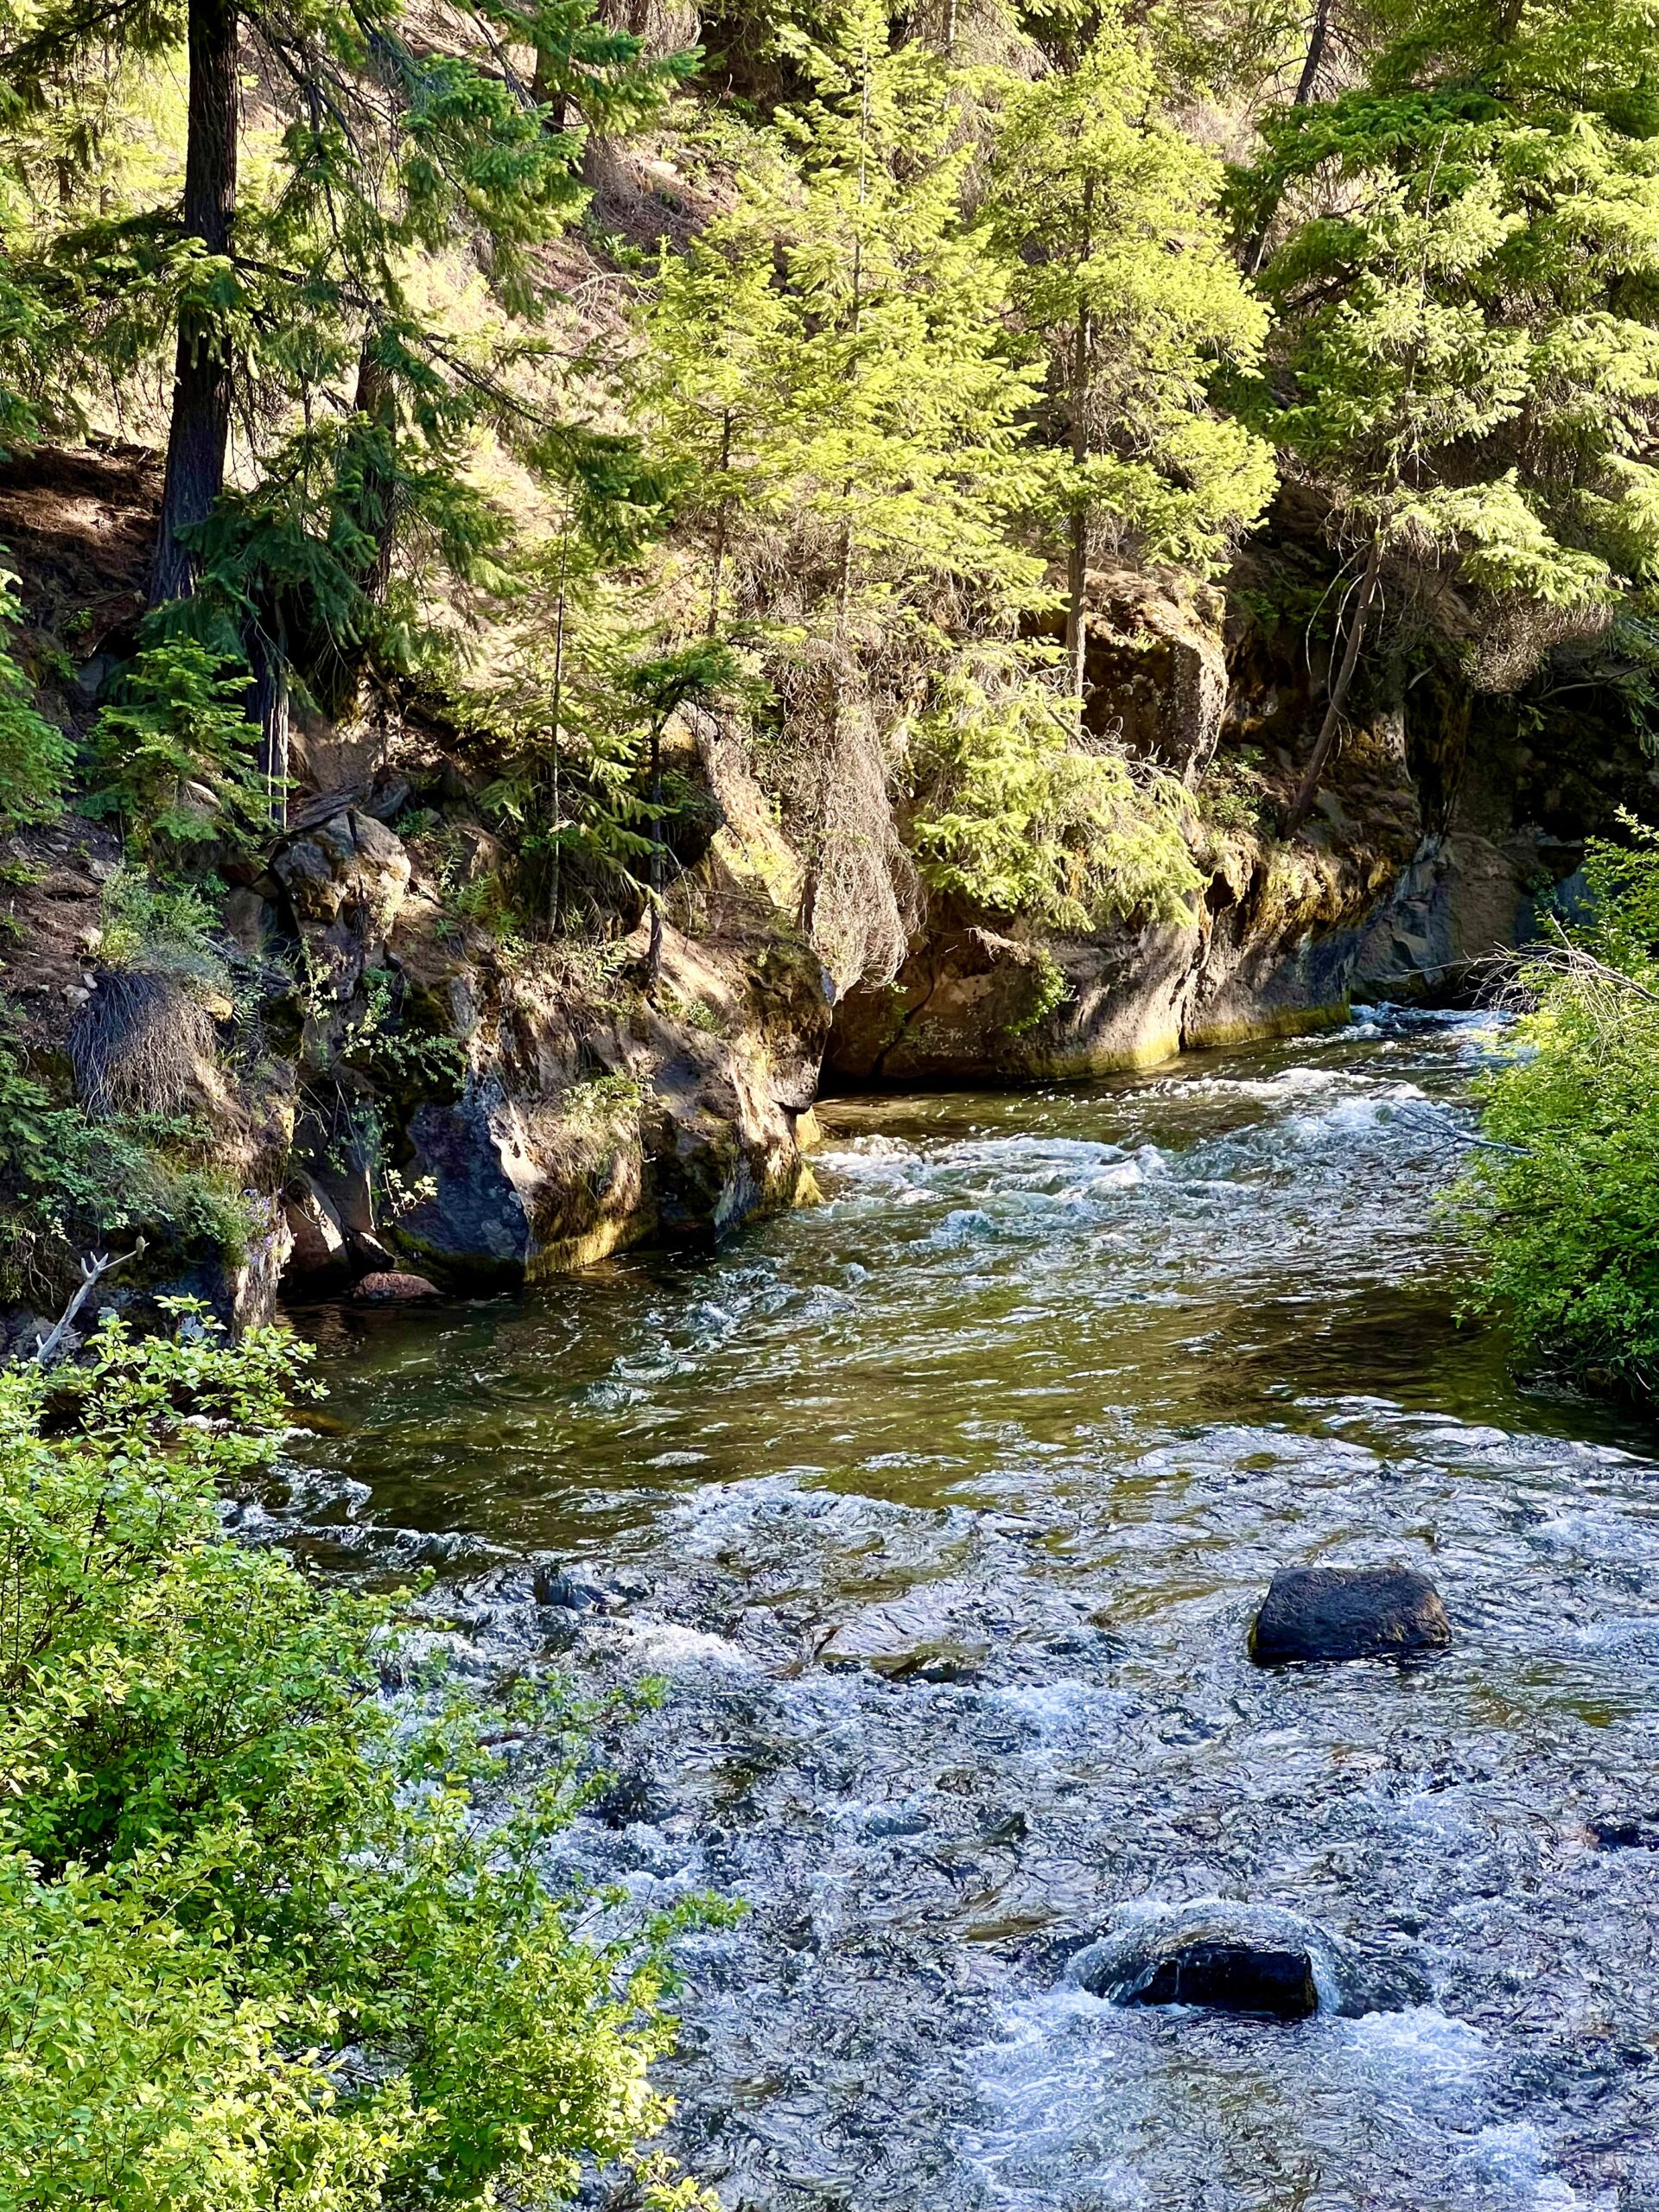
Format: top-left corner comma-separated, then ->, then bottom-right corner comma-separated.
278,1007 -> 1659,2212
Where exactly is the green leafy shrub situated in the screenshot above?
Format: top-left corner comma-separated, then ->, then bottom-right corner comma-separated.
97,867 -> 231,986
908,674 -> 1202,931
86,639 -> 267,861
0,568 -> 71,828
0,1026 -> 252,1298
1456,828 -> 1659,1397
0,1312 -> 716,2210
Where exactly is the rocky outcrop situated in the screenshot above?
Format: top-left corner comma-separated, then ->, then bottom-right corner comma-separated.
271,798 -> 412,1062
827,524 -> 1593,1084
1077,563 -> 1230,785
387,926 -> 825,1284
827,839 -> 1409,1084
263,782 -> 831,1293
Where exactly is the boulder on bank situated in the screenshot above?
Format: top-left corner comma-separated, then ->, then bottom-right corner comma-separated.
351,1270 -> 441,1301
1249,1565 -> 1450,1665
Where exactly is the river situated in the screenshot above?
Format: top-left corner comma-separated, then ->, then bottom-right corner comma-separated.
275,1006 -> 1659,2212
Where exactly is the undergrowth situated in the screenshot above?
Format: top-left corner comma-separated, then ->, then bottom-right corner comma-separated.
0,1311 -> 722,2210
1457,825 -> 1659,1400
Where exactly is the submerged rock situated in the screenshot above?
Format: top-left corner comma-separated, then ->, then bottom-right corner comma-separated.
533,1562 -> 616,1612
351,1270 -> 441,1301
1587,1813 -> 1659,1851
1249,1564 -> 1451,1664
1069,1901 -> 1338,2022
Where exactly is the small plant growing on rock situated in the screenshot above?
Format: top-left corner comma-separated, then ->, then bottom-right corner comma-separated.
85,639 -> 267,862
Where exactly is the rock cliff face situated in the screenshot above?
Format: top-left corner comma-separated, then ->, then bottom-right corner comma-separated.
3,445 -> 1651,1338
828,529 -> 1649,1085
263,784 -> 831,1298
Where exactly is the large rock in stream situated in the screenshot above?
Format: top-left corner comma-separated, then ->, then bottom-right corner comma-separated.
1249,1565 -> 1451,1664
1069,1903 -> 1336,2022
1115,1941 -> 1318,2020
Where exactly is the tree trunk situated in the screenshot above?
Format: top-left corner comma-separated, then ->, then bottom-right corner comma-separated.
250,623 -> 289,828
1065,176 -> 1095,714
150,0 -> 238,606
545,508 -> 571,934
1244,0 -> 1332,272
707,409 -> 733,639
1285,531 -> 1383,832
347,339 -> 397,607
1293,0 -> 1332,107
645,715 -> 665,991
532,41 -> 570,134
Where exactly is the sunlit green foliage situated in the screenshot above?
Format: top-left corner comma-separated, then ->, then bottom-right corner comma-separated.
909,667 -> 1203,927
0,1312 -> 717,2210
641,16 -> 1048,645
86,638 -> 268,859
0,568 -> 70,826
1243,9 -> 1659,633
1459,829 -> 1659,1397
984,22 -> 1275,582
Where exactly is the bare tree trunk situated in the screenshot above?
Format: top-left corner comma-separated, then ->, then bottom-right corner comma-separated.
1293,0 -> 1332,106
1065,175 -> 1094,715
645,714 -> 665,991
707,409 -> 733,639
347,339 -> 397,607
150,0 -> 238,605
1244,0 -> 1332,273
250,622 -> 289,827
1285,531 -> 1383,831
546,505 -> 571,933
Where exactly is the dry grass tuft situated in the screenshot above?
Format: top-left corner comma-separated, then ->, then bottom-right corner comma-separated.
70,969 -> 218,1116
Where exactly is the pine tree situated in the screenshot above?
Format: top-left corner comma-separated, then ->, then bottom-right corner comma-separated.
982,21 -> 1274,709
1242,0 -> 1659,822
0,0 -> 691,813
637,15 -> 1052,982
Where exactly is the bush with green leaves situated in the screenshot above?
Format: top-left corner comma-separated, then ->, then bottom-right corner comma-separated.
1456,830 -> 1659,1399
0,1311 -> 717,2211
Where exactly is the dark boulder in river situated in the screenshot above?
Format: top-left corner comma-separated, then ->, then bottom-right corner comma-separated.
1117,1940 -> 1318,2020
1250,1564 -> 1450,1664
1069,1904 -> 1330,2021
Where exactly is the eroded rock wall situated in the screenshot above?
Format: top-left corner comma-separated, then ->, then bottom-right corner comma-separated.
827,543 -> 1588,1086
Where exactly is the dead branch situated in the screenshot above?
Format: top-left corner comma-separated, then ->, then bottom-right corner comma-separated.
32,1242 -> 146,1369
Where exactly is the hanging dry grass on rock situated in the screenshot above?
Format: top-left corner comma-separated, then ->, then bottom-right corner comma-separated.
69,969 -> 219,1117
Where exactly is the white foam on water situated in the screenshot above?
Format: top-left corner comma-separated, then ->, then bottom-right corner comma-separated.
1473,2123 -> 1593,2209
609,1617 -> 760,1675
932,1207 -> 996,1246
1338,2003 -> 1486,2073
